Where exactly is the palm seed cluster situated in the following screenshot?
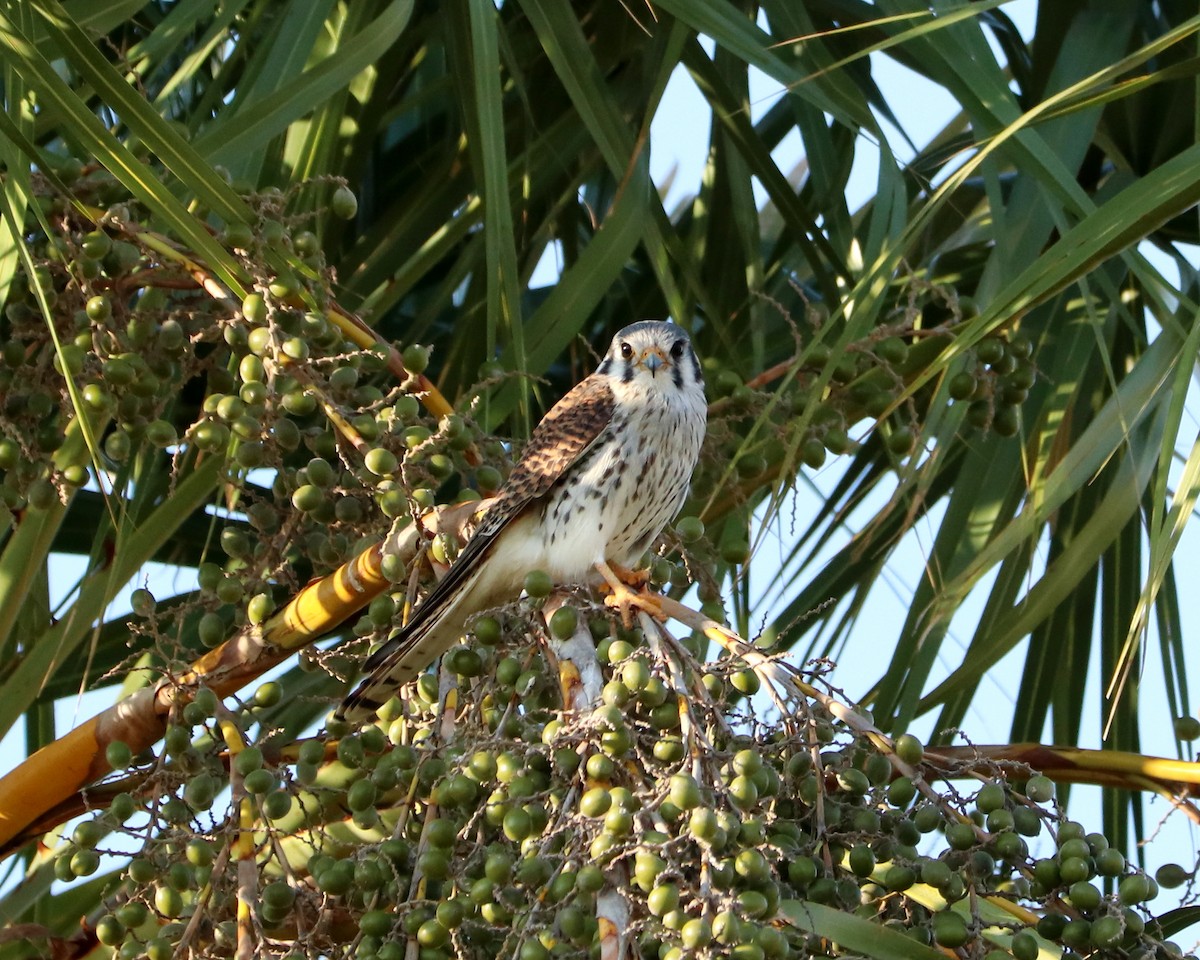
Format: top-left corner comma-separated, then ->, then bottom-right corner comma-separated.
3,175 -> 1189,959
61,641 -> 1193,960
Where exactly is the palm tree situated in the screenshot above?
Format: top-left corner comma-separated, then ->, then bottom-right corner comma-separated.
1,0 -> 1199,956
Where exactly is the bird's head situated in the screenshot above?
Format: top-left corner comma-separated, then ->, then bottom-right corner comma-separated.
598,320 -> 704,397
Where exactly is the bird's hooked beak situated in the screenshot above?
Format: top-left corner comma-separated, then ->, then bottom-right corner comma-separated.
639,346 -> 667,376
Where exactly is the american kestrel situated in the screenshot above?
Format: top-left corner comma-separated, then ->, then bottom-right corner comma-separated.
337,321 -> 707,722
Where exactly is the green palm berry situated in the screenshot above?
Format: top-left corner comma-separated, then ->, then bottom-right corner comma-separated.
886,425 -> 914,455
427,452 -> 454,478
154,885 -> 184,917
86,295 -> 112,321
130,588 -> 156,617
976,338 -> 1005,365
993,405 -> 1020,436
884,865 -> 916,892
197,612 -> 226,647
268,274 -> 297,299
801,437 -> 826,469
241,293 -> 266,325
932,911 -> 968,947
502,807 -> 533,841
215,576 -> 244,604
347,779 -> 377,812
689,806 -> 720,843
675,516 -> 705,542
1068,880 -> 1101,911
143,420 -> 176,448
738,889 -> 770,919
261,790 -> 292,820
262,881 -> 296,914
823,426 -> 850,454
331,185 -> 358,220
836,768 -> 869,795
1058,856 -> 1090,885
602,680 -> 631,708
1060,919 -> 1092,949
887,777 -> 916,808
1095,848 -> 1125,877
483,849 -> 513,884
523,569 -> 552,598
245,329 -> 272,359
183,774 -> 217,810
735,848 -> 770,884
1025,775 -> 1055,803
114,901 -> 148,930
633,850 -> 666,890
848,844 -> 876,877
668,773 -> 702,810
518,942 -> 549,960
223,221 -> 253,249
1173,716 -> 1200,740
105,740 -> 133,769
1157,862 -> 1191,888
574,863 -> 604,894
945,822 -> 977,850
948,371 -> 976,400
681,917 -> 713,949
580,787 -> 612,818
292,484 -> 323,512
648,883 -> 680,917
597,729 -> 628,758
0,439 -> 18,470
1117,874 -> 1152,904
894,733 -> 924,765
316,860 -> 354,895
364,447 -> 398,476
72,820 -> 103,849
548,605 -> 579,639
233,746 -> 263,776
193,421 -> 229,452
1089,916 -> 1123,949
234,440 -> 266,468
402,344 -> 431,373
247,593 -> 273,625
60,464 -> 88,488
976,782 -> 1006,813
1010,931 -> 1038,960
730,668 -> 760,694
239,354 -> 264,383
81,230 -> 112,259
728,775 -> 758,810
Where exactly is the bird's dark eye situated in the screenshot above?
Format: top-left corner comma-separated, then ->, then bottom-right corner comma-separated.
620,342 -> 633,360
670,339 -> 686,359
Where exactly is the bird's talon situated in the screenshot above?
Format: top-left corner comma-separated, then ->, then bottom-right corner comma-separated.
602,583 -> 667,627
607,562 -> 650,589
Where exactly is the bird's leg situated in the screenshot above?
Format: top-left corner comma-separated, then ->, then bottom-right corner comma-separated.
595,560 -> 665,627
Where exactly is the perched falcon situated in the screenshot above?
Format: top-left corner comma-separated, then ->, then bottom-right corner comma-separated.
336,321 -> 707,722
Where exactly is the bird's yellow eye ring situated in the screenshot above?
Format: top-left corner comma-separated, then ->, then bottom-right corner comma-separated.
670,339 -> 686,359
620,342 -> 633,360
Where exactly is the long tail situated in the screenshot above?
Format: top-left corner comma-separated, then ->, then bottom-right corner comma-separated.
335,498 -> 527,723
334,563 -> 487,723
